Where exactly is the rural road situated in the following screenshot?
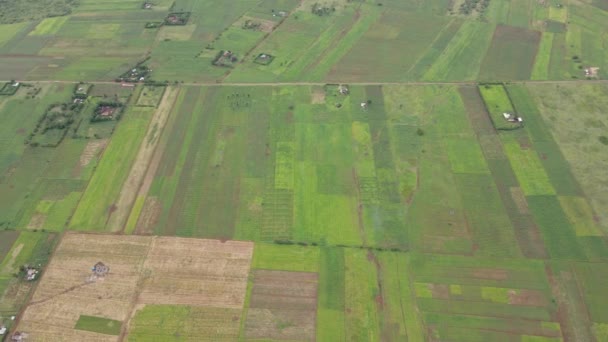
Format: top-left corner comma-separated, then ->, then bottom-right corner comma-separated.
4,79 -> 608,87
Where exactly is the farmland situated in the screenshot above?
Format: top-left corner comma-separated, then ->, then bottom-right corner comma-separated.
0,0 -> 607,340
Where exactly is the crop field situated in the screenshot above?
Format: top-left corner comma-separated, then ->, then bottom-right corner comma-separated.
0,0 -> 605,82
15,233 -> 254,341
1,81 -> 607,340
0,0 -> 608,340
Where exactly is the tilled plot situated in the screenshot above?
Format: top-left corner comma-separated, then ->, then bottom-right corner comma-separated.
15,234 -> 254,341
139,237 -> 254,308
245,270 -> 318,341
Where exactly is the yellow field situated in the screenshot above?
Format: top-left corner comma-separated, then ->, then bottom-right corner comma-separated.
29,17 -> 70,36
16,233 -> 254,341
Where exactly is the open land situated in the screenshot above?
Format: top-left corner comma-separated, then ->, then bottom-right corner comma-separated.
0,0 -> 607,341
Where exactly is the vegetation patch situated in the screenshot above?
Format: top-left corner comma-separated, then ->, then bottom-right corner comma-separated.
92,102 -> 124,122
74,315 -> 122,335
117,64 -> 151,83
73,83 -> 92,100
164,12 -> 191,26
144,22 -> 163,29
312,3 -> 336,16
0,0 -> 77,24
212,50 -> 239,67
136,86 -> 165,107
0,81 -> 20,96
29,102 -> 84,147
254,53 -> 275,65
478,84 -> 523,130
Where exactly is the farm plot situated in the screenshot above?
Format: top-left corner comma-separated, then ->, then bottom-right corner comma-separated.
244,270 -> 318,340
15,233 -> 254,341
479,24 -> 541,81
526,83 -> 608,232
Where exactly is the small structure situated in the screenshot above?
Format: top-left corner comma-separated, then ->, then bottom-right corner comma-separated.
11,332 -> 27,341
25,267 -> 39,281
92,262 -> 109,277
338,85 -> 349,95
0,326 -> 6,335
584,67 -> 599,78
360,102 -> 368,109
502,112 -> 523,123
143,2 -> 153,9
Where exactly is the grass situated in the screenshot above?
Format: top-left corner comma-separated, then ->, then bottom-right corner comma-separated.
479,25 -> 541,81
74,315 -> 122,336
423,21 -> 495,81
252,242 -> 320,273
69,106 -> 154,231
136,86 -> 165,107
0,0 -> 76,24
29,17 -> 70,36
0,22 -> 29,48
531,32 -> 553,80
128,305 -> 241,341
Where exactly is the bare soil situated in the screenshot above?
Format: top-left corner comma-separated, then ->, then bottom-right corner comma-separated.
245,270 -> 318,341
15,233 -> 254,341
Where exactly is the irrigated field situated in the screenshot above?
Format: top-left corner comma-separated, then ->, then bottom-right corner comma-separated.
1,0 -> 608,340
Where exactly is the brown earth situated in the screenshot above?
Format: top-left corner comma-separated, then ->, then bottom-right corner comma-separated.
245,270 -> 318,341
15,233 -> 254,341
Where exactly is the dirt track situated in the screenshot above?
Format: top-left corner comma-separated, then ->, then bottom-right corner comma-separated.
105,87 -> 179,232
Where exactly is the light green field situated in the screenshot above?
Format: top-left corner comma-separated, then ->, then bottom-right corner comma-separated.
75,315 -> 122,336
0,22 -> 29,48
531,32 -> 553,80
29,17 -> 70,36
69,106 -> 153,231
503,141 -> 556,196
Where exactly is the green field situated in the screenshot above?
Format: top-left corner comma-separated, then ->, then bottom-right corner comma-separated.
74,315 -> 122,335
0,0 -> 607,340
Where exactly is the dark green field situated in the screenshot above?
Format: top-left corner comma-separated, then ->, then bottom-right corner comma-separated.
0,0 -> 607,340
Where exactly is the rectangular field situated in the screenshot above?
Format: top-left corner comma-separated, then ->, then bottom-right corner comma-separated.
15,233 -> 254,341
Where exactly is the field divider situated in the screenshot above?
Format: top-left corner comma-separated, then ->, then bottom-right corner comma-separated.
105,86 -> 180,233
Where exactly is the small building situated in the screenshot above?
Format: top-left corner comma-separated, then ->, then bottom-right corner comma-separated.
92,262 -> 109,277
502,112 -> 523,123
25,268 -> 38,281
0,326 -> 7,335
360,102 -> 368,109
338,85 -> 349,95
143,2 -> 153,9
584,67 -> 599,77
12,332 -> 27,341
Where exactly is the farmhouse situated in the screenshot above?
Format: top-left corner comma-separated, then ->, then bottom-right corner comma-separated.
584,67 -> 599,77
338,85 -> 349,95
98,106 -> 115,118
24,267 -> 38,281
503,112 -> 523,123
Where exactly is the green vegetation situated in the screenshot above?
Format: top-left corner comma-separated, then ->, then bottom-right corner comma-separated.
0,1 -> 606,341
75,315 -> 122,335
0,0 -> 76,24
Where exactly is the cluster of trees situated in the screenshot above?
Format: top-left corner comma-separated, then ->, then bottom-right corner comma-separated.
311,3 -> 336,16
458,0 -> 490,15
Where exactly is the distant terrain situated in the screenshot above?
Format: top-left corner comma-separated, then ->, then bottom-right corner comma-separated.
0,0 -> 607,341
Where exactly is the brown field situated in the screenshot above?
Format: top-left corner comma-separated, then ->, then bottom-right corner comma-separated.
15,233 -> 253,341
245,270 -> 318,341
